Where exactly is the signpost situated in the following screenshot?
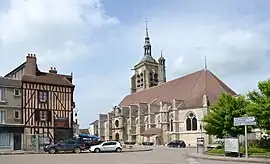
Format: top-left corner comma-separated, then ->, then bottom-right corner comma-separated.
196,137 -> 204,153
233,116 -> 257,158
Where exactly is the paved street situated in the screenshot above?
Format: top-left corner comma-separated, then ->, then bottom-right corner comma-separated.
0,147 -> 253,164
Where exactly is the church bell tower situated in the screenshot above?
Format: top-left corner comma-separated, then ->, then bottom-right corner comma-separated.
130,18 -> 167,93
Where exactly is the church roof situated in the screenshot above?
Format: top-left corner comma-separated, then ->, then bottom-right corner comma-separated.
119,69 -> 236,108
139,55 -> 157,63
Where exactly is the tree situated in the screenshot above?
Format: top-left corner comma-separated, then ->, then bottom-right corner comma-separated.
246,79 -> 270,131
202,93 -> 249,138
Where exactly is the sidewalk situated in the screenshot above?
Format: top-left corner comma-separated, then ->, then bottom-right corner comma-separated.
0,150 -> 40,155
188,153 -> 270,163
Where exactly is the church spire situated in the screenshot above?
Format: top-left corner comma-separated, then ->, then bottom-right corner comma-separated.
145,17 -> 149,38
144,17 -> 151,56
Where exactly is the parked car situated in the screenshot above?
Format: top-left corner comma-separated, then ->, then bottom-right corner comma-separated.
90,141 -> 122,153
142,142 -> 154,146
167,140 -> 186,148
44,139 -> 86,154
207,139 -> 224,150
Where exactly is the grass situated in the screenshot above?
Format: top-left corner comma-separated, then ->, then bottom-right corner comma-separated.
206,147 -> 270,158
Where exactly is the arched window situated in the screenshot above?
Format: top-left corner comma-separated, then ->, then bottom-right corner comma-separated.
170,119 -> 173,131
115,120 -> 119,128
186,113 -> 197,131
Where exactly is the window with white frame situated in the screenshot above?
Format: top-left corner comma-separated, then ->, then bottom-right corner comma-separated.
0,88 -> 5,102
186,112 -> 197,131
0,132 -> 10,147
0,110 -> 6,124
14,89 -> 20,96
38,91 -> 48,102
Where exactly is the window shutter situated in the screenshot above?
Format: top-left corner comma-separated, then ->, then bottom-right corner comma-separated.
35,110 -> 40,121
47,111 -> 52,122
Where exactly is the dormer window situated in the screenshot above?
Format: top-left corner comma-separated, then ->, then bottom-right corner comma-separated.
39,91 -> 48,103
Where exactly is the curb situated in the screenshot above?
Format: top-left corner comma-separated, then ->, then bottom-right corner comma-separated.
188,153 -> 270,163
0,152 -> 45,155
122,148 -> 153,152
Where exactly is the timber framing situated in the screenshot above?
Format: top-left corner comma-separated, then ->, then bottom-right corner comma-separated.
22,80 -> 75,142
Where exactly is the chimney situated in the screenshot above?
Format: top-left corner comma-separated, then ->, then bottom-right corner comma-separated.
25,53 -> 37,76
49,67 -> 57,74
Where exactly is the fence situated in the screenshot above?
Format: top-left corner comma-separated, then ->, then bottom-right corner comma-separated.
23,134 -> 52,152
238,133 -> 257,145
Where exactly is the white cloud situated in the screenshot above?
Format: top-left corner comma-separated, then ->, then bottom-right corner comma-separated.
0,0 -> 118,71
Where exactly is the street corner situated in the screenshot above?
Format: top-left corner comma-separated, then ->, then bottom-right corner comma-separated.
188,153 -> 270,163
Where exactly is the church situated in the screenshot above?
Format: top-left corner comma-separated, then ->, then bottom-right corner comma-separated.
97,23 -> 237,146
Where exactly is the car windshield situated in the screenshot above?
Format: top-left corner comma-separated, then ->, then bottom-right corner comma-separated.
212,140 -> 223,144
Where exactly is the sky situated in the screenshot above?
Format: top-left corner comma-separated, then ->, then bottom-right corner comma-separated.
0,0 -> 270,128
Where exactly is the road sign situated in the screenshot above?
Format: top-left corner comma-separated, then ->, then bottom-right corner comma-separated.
233,116 -> 257,126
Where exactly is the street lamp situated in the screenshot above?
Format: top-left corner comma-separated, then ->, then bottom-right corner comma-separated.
73,107 -> 79,124
199,120 -> 203,138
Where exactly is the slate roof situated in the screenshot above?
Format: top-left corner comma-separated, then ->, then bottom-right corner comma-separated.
119,69 -> 236,108
139,55 -> 157,63
0,77 -> 21,88
4,60 -> 73,86
22,74 -> 74,87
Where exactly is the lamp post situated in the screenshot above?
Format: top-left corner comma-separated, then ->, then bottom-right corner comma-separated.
199,120 -> 203,138
73,108 -> 79,124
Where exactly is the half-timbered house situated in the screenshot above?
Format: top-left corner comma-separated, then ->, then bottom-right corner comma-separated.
5,54 -> 75,143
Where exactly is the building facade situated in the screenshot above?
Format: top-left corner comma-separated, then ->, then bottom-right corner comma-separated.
5,54 -> 75,145
0,77 -> 24,151
89,120 -> 99,136
98,25 -> 237,146
98,114 -> 108,141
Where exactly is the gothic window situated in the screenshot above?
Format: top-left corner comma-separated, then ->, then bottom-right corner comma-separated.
186,113 -> 197,131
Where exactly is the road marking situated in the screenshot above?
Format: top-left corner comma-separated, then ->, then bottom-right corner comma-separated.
186,158 -> 200,164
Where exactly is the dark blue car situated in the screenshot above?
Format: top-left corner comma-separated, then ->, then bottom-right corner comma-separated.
44,139 -> 86,154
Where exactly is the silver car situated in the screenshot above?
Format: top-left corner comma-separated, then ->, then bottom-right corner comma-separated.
90,141 -> 122,153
